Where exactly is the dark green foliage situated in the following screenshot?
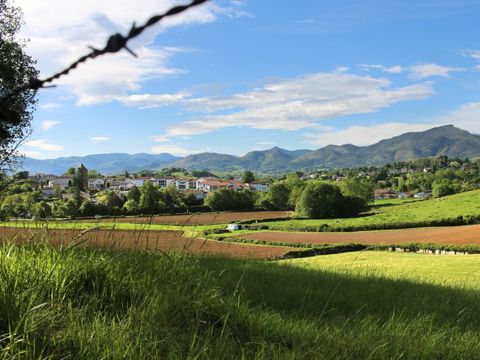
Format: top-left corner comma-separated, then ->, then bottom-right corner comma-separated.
341,177 -> 374,204
242,170 -> 255,183
205,188 -> 255,211
79,200 -> 96,217
126,186 -> 141,202
0,0 -> 38,170
139,181 -> 160,214
268,183 -> 291,210
296,183 -> 345,219
432,180 -> 457,198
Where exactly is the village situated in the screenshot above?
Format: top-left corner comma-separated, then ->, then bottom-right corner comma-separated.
26,164 -> 271,203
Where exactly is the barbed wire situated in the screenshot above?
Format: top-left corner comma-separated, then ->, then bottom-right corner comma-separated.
0,0 -> 208,101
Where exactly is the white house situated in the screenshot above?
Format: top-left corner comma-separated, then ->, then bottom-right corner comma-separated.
158,176 -> 177,188
41,187 -> 54,197
248,182 -> 270,192
226,224 -> 240,231
48,176 -> 73,189
88,178 -> 105,191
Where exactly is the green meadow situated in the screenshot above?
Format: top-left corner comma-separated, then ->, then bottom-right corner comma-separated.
257,189 -> 480,231
2,242 -> 480,359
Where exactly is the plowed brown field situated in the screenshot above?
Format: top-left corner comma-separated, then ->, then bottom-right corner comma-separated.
236,225 -> 480,246
95,211 -> 291,225
0,227 -> 292,259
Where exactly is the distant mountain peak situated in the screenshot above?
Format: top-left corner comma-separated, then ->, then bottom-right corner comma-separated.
20,125 -> 480,174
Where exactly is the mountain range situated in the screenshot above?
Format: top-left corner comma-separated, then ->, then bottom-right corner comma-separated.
20,125 -> 480,175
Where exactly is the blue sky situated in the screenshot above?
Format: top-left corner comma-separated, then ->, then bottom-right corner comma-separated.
15,0 -> 480,159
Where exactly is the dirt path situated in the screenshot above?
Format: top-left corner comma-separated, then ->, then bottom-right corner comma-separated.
235,224 -> 480,246
0,227 -> 292,259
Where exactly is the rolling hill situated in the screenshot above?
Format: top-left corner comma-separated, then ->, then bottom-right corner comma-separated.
20,125 -> 480,174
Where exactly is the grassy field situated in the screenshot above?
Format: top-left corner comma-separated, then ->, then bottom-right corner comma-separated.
2,242 -> 480,359
257,189 -> 480,231
288,251 -> 480,288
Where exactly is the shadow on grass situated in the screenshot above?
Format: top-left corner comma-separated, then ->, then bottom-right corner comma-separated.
200,256 -> 480,332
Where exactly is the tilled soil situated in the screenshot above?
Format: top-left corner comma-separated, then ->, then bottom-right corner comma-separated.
0,227 -> 293,259
93,211 -> 291,225
235,225 -> 480,246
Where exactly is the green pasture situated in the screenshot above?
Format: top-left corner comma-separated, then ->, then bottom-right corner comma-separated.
288,251 -> 480,289
2,242 -> 480,359
259,189 -> 480,231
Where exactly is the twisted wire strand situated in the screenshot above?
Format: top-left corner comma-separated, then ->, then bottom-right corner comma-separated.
1,0 -> 208,101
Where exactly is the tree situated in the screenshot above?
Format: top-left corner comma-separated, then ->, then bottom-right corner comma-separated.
79,200 -> 96,217
139,181 -> 160,214
242,170 -> 255,184
341,178 -> 374,204
32,201 -> 52,219
205,188 -> 255,211
269,183 -> 291,210
123,199 -> 139,214
295,183 -> 344,219
0,0 -> 38,169
432,180 -> 455,198
126,186 -> 141,202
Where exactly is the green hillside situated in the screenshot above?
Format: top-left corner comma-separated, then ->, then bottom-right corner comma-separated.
259,189 -> 480,231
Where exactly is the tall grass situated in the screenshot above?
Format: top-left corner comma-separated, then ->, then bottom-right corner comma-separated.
2,241 -> 480,358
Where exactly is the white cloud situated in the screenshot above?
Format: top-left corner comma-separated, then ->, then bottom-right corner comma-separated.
42,120 -> 61,130
303,101 -> 480,148
151,144 -> 203,156
462,49 -> 480,61
158,72 -> 433,138
334,66 -> 349,73
304,122 -> 434,147
118,92 -> 188,108
409,63 -> 465,79
257,141 -> 275,146
25,139 -> 64,151
295,19 -> 315,24
359,64 -> 403,74
152,135 -> 170,142
40,103 -> 61,110
90,137 -> 111,143
20,150 -> 41,158
437,102 -> 480,134
17,0 -> 246,105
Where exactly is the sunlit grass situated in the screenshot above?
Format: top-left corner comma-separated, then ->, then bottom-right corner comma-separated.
3,241 -> 480,358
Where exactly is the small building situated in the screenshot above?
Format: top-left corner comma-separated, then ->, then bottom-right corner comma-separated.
413,191 -> 433,200
158,176 -> 177,188
183,189 -> 205,200
41,186 -> 54,197
88,178 -> 105,191
48,176 -> 73,190
226,224 -> 240,231
374,188 -> 397,200
397,192 -> 412,199
248,182 -> 270,193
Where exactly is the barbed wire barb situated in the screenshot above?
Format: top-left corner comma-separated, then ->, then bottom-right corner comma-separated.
1,0 -> 208,102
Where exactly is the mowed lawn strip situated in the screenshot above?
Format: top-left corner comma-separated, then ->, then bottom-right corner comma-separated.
0,226 -> 294,259
259,189 -> 480,231
0,220 -> 225,236
234,224 -> 480,246
286,251 -> 480,289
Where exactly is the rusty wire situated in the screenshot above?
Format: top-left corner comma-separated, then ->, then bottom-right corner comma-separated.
0,0 -> 208,101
